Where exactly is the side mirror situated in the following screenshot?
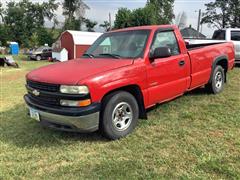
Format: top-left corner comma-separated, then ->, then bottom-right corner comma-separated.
149,47 -> 171,60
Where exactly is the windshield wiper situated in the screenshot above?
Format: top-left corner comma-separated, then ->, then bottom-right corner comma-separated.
98,53 -> 122,59
82,53 -> 95,58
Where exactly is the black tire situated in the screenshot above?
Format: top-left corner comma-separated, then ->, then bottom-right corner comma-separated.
206,65 -> 225,94
36,55 -> 41,61
100,91 -> 139,140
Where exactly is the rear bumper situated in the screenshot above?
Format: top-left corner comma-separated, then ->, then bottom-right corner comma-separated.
29,55 -> 37,59
235,59 -> 240,64
24,95 -> 100,132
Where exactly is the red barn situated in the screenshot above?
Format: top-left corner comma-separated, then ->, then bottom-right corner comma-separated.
60,31 -> 102,60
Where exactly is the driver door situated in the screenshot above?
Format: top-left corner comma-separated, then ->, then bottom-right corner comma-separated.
147,30 -> 189,105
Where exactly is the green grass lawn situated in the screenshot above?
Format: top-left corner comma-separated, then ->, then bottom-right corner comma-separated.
0,56 -> 240,179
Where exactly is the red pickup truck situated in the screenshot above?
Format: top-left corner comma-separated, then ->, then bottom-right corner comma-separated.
24,25 -> 235,140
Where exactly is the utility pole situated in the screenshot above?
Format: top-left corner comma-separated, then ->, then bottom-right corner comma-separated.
109,13 -> 112,30
197,9 -> 202,33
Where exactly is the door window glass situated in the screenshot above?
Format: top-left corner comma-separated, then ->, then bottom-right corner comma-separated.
151,31 -> 180,56
231,31 -> 240,41
212,30 -> 226,40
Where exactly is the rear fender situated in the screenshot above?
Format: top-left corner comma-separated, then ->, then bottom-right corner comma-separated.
209,55 -> 228,83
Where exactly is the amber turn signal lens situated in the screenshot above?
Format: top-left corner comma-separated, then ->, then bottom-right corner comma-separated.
60,99 -> 91,107
78,99 -> 91,107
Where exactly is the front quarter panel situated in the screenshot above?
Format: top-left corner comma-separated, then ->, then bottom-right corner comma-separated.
79,61 -> 148,104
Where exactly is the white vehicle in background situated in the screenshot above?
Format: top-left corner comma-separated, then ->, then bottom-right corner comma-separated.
186,28 -> 240,64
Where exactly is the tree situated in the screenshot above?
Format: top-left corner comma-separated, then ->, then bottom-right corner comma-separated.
130,4 -> 158,27
114,6 -> 157,29
146,0 -> 175,24
62,0 -> 89,30
114,1 -> 175,29
3,0 -> 58,47
51,17 -> 59,32
201,0 -> 240,29
229,0 -> 240,27
4,1 -> 27,45
29,32 -> 39,48
0,25 -> 8,46
114,8 -> 132,29
84,19 -> 97,32
100,21 -> 110,32
0,3 -> 4,24
42,0 -> 59,22
201,0 -> 230,29
36,27 -> 54,46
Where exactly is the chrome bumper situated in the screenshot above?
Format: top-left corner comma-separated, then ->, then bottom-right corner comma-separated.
24,95 -> 100,132
235,59 -> 240,64
29,107 -> 99,132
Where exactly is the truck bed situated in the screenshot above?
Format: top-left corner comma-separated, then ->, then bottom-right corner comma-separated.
184,38 -> 225,50
187,42 -> 235,89
185,37 -> 240,61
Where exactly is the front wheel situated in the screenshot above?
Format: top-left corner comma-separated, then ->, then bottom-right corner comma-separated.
100,91 -> 139,140
206,65 -> 225,94
36,55 -> 41,61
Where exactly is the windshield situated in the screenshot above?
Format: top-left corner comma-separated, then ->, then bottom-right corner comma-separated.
83,30 -> 150,59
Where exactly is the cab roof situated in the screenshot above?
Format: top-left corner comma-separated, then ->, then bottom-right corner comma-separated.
110,25 -> 177,33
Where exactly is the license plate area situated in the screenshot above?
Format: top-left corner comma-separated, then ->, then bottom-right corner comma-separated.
29,108 -> 40,121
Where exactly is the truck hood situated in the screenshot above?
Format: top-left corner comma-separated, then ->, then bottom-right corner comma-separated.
27,58 -> 134,85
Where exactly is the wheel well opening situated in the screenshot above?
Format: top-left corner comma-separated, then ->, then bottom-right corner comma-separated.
216,59 -> 228,82
101,85 -> 147,119
216,59 -> 228,72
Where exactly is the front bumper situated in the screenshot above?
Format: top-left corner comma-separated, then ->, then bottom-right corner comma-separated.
24,95 -> 100,132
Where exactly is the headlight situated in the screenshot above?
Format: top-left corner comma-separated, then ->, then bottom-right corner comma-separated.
60,85 -> 89,94
60,99 -> 91,107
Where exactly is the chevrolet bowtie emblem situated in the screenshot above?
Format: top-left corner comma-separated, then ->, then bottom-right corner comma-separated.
32,89 -> 40,96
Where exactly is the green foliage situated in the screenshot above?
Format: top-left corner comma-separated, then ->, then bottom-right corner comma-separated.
114,8 -> 132,29
29,33 -> 39,48
131,4 -> 158,27
0,24 -> 8,46
84,18 -> 97,32
100,21 -> 111,32
0,2 -> 4,24
147,0 -> 175,24
62,0 -> 89,30
201,0 -> 240,29
29,28 -> 60,48
36,27 -> 54,47
114,1 -> 174,29
2,0 -> 59,47
64,17 -> 82,31
201,0 -> 230,29
228,0 -> 240,27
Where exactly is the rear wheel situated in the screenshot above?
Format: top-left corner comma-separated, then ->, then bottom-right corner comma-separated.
206,65 -> 225,94
100,91 -> 139,140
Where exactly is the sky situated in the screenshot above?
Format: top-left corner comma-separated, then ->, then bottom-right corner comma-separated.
83,0 -> 214,37
1,0 -> 215,37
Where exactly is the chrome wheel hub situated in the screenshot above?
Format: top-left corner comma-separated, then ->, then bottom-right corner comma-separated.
215,71 -> 223,89
112,102 -> 133,131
